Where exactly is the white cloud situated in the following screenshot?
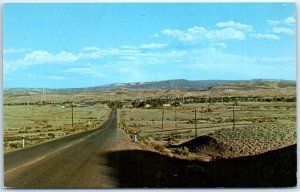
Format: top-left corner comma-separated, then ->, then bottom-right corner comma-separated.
162,26 -> 245,43
5,50 -> 80,72
284,16 -> 296,25
209,28 -> 245,40
250,33 -> 280,40
272,27 -> 295,35
210,42 -> 227,49
162,28 -> 195,42
150,33 -> 159,38
79,48 -> 119,59
267,19 -> 281,26
65,66 -> 104,77
258,57 -> 295,63
48,76 -> 68,80
140,43 -> 168,49
216,21 -> 253,31
121,45 -> 137,49
81,47 -> 101,52
267,16 -> 295,26
4,48 -> 30,54
24,50 -> 79,64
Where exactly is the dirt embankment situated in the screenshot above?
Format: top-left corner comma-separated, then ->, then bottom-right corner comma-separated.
109,124 -> 296,187
177,122 -> 296,159
105,144 -> 297,187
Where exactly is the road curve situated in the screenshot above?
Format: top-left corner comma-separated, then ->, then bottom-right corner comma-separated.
4,108 -> 118,188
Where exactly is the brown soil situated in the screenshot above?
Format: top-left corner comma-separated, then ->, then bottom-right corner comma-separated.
109,124 -> 155,152
177,122 -> 296,159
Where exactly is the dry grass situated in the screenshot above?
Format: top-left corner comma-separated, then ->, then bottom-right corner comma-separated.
119,101 -> 296,159
3,104 -> 110,151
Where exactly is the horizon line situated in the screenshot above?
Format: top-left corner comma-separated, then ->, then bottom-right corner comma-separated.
3,78 -> 296,90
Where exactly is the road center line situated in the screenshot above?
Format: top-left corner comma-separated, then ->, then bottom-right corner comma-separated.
5,156 -> 46,175
63,144 -> 72,149
24,156 -> 45,167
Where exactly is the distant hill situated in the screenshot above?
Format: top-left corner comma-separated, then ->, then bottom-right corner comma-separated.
82,79 -> 296,91
90,79 -> 235,90
4,79 -> 296,93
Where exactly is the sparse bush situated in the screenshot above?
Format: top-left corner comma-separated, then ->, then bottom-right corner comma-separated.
9,142 -> 22,149
48,133 -> 55,138
138,134 -> 149,142
187,120 -> 195,124
151,142 -> 166,152
173,146 -> 190,156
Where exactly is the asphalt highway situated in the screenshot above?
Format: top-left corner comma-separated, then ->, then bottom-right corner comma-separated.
4,108 -> 118,188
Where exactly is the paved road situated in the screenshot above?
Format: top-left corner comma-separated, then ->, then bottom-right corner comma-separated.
4,108 -> 118,188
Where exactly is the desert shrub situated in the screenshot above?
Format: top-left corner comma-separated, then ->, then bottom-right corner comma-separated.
151,142 -> 166,152
187,120 -> 195,124
173,146 -> 190,156
9,142 -> 22,149
4,137 -> 21,142
127,129 -> 134,135
138,134 -> 149,142
167,134 -> 175,141
48,133 -> 55,138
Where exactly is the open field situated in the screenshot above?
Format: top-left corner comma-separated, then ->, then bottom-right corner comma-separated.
119,101 -> 296,159
3,80 -> 297,158
4,104 -> 110,151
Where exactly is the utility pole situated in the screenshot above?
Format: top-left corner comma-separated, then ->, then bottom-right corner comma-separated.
174,107 -> 178,131
162,107 -> 164,129
232,103 -> 235,129
194,110 -> 197,138
72,102 -> 74,128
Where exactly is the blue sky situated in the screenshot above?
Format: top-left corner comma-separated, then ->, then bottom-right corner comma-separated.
3,3 -> 296,88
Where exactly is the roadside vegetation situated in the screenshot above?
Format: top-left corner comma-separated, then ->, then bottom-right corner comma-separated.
3,103 -> 110,151
118,101 -> 296,160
